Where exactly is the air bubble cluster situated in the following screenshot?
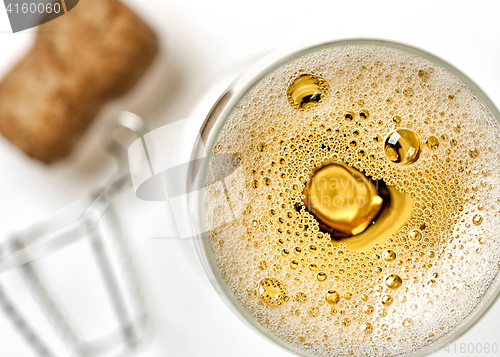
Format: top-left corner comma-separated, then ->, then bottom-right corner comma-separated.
204,44 -> 500,357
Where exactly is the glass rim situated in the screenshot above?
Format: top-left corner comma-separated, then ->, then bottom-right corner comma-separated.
190,38 -> 500,357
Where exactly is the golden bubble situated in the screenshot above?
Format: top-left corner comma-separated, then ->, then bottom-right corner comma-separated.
361,322 -> 373,334
359,109 -> 370,119
472,214 -> 483,226
290,260 -> 299,269
251,180 -> 259,189
385,274 -> 403,289
281,249 -> 290,257
384,129 -> 421,164
302,162 -> 383,237
294,247 -> 302,255
264,177 -> 272,186
257,142 -> 266,152
258,278 -> 287,306
393,115 -> 402,124
409,229 -> 423,241
325,290 -> 340,304
382,249 -> 397,262
288,74 -> 328,110
309,263 -> 318,271
381,294 -> 393,306
317,272 -> 327,282
468,148 -> 480,158
426,136 -> 439,150
363,305 -> 374,314
344,111 -> 354,121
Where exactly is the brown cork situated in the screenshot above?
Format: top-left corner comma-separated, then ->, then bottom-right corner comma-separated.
0,0 -> 159,163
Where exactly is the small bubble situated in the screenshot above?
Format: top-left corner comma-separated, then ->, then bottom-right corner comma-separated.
290,260 -> 299,269
264,177 -> 272,186
341,318 -> 351,326
360,109 -> 370,119
393,115 -> 402,124
363,305 -> 374,314
469,148 -> 479,158
381,295 -> 393,306
385,274 -> 403,289
317,272 -> 327,282
384,129 -> 421,164
426,136 -> 439,150
472,214 -> 483,226
345,111 -> 354,121
325,290 -> 340,304
252,180 -> 259,189
344,292 -> 353,300
382,250 -> 397,262
409,229 -> 423,241
361,322 -> 373,334
257,260 -> 267,270
257,142 -> 266,152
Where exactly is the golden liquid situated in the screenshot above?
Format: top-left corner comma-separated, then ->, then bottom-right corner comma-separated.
204,44 -> 500,357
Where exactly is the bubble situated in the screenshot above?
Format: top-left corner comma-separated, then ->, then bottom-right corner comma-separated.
288,74 -> 328,110
258,278 -> 288,306
382,250 -> 397,262
344,111 -> 354,121
302,162 -> 383,237
384,129 -> 421,164
472,214 -> 483,226
385,274 -> 403,289
290,260 -> 299,269
325,290 -> 340,304
361,322 -> 373,334
363,305 -> 374,314
257,142 -> 266,152
317,272 -> 327,282
409,229 -> 423,242
360,109 -> 370,119
393,115 -> 402,124
469,148 -> 479,158
381,295 -> 393,306
426,136 -> 439,150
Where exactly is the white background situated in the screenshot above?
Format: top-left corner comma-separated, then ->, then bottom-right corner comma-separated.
0,1 -> 499,356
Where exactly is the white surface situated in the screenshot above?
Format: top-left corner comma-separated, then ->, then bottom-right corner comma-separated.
0,1 -> 499,357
